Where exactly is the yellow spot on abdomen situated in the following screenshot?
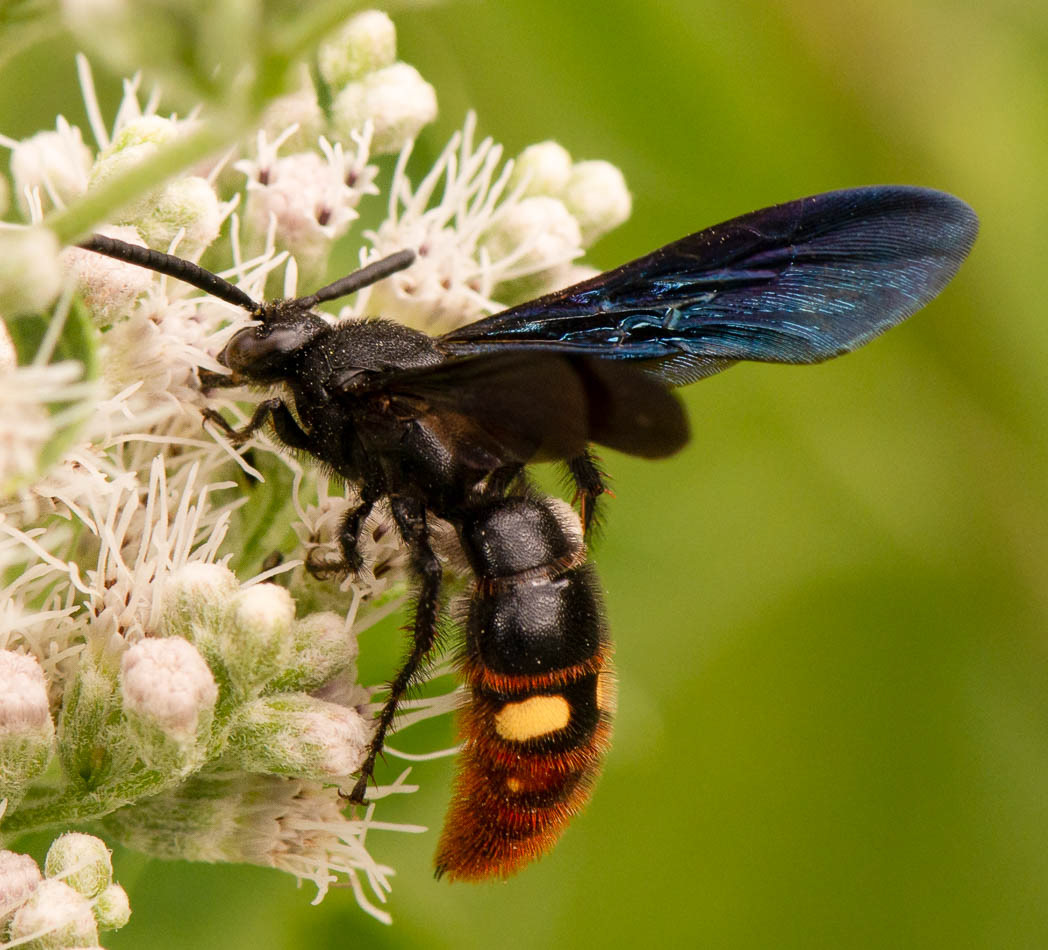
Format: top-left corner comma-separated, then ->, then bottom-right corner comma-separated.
494,694 -> 571,742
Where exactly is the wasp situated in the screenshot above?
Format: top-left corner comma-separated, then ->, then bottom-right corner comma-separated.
80,185 -> 977,880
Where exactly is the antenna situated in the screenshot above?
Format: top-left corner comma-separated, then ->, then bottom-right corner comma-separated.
78,236 -> 417,314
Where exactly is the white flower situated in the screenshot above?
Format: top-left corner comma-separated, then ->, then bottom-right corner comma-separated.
1,118 -> 92,214
480,194 -> 583,294
0,650 -> 54,740
236,130 -> 377,272
0,355 -> 96,496
363,114 -> 586,333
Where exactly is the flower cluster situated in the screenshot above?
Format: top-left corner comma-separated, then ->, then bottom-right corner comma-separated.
0,6 -> 632,933
0,833 -> 130,948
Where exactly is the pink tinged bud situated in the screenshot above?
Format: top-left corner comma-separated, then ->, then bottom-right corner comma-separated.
0,651 -> 52,735
7,878 -> 99,948
0,849 -> 42,918
61,226 -> 154,324
120,637 -> 217,740
0,650 -> 55,799
230,694 -> 370,781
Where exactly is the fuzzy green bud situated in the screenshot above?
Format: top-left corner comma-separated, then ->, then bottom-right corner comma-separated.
119,637 -> 217,772
318,10 -> 398,86
259,77 -> 325,153
0,651 -> 56,803
7,878 -> 99,949
0,228 -> 63,315
228,693 -> 369,781
43,833 -> 112,899
331,63 -> 437,155
510,141 -> 574,198
222,584 -> 296,697
268,611 -> 358,694
162,562 -> 240,638
56,656 -> 124,791
90,118 -> 221,257
562,160 -> 632,246
93,883 -> 131,931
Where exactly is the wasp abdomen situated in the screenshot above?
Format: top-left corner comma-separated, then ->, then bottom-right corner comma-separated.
435,496 -> 615,881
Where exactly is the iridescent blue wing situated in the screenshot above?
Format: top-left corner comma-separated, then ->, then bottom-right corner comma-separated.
440,186 -> 978,385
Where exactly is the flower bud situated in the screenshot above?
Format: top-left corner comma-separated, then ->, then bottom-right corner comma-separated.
229,693 -> 369,781
43,833 -> 112,899
318,10 -> 398,86
7,878 -> 99,949
9,121 -> 92,215
93,883 -> 131,931
120,637 -> 217,770
331,63 -> 437,155
561,160 -> 632,246
0,228 -> 63,315
223,583 -> 296,697
62,226 -> 154,325
161,562 -> 239,641
270,611 -> 358,694
0,651 -> 56,801
90,118 -> 221,257
259,82 -> 325,153
0,849 -> 42,919
510,141 -> 573,198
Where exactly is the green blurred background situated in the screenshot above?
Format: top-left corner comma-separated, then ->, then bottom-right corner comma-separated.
4,0 -> 1048,946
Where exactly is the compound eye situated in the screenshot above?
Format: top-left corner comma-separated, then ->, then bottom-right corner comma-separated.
220,324 -> 311,376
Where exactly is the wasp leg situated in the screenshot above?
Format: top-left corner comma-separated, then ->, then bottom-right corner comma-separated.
567,449 -> 610,536
202,399 -> 316,453
346,495 -> 443,805
306,493 -> 379,578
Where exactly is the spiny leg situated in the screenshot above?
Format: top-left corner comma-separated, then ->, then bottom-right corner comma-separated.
567,449 -> 611,536
203,399 -> 316,453
346,494 -> 443,804
306,492 -> 378,577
